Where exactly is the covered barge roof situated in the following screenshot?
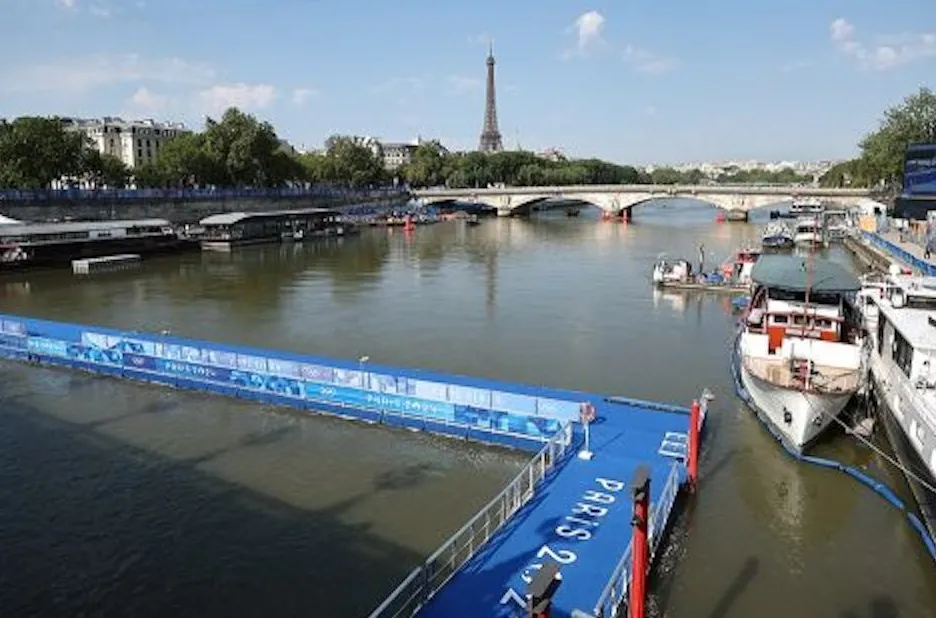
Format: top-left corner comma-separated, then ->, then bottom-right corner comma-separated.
751,254 -> 860,293
200,208 -> 338,226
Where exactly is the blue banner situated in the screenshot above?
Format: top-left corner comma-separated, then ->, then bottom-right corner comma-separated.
905,149 -> 936,195
27,337 -> 68,357
8,319 -> 583,444
302,382 -> 456,420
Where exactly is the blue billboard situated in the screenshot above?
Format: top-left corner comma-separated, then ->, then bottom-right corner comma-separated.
0,314 -> 581,445
904,143 -> 936,196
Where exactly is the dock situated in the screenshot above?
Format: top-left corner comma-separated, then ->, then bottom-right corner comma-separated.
71,253 -> 141,274
0,313 -> 708,618
657,281 -> 748,294
380,398 -> 701,618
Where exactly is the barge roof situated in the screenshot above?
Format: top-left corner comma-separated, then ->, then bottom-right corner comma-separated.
0,219 -> 170,236
200,208 -> 338,226
752,254 -> 860,293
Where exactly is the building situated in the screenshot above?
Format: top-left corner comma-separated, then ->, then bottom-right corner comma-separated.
63,117 -> 190,168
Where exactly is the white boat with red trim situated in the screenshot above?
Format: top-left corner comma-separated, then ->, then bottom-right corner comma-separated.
735,254 -> 865,452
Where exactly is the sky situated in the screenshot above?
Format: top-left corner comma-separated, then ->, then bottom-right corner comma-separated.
0,0 -> 934,165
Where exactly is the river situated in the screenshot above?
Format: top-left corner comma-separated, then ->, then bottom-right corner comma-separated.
0,200 -> 933,617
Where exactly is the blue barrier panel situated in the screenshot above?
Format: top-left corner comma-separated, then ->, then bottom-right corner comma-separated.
0,314 -> 587,449
491,389 -> 538,416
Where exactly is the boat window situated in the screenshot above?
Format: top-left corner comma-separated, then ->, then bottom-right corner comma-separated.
905,297 -> 936,310
772,314 -> 788,324
877,316 -> 886,355
893,328 -> 913,378
792,314 -> 806,325
815,318 -> 833,329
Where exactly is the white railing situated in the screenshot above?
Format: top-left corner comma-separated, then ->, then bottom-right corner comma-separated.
366,421 -> 574,618
590,460 -> 683,618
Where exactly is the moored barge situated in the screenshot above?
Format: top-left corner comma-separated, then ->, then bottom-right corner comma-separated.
198,208 -> 356,250
0,218 -> 191,271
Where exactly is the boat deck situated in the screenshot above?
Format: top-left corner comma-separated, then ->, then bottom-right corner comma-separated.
658,281 -> 748,294
744,356 -> 860,393
413,398 -> 693,618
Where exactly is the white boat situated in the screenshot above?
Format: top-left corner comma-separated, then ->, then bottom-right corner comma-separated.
735,254 -> 865,452
861,271 -> 936,538
651,255 -> 693,286
793,217 -> 825,247
823,209 -> 851,241
762,222 -> 794,249
790,196 -> 824,216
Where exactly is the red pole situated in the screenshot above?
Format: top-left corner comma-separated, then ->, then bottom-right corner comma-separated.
688,399 -> 701,489
628,468 -> 650,618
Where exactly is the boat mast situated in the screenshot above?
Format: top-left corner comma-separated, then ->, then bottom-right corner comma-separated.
802,219 -> 817,390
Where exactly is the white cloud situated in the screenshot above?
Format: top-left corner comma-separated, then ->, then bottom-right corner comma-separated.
644,105 -> 657,116
447,75 -> 481,94
129,86 -> 168,111
89,4 -> 110,17
291,87 -> 316,105
0,53 -> 217,93
830,18 -> 854,43
56,0 -> 76,10
573,10 -> 605,50
830,18 -> 936,71
623,45 -> 679,74
196,83 -> 277,115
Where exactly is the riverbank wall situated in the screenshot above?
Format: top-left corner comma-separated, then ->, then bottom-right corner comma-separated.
0,188 -> 412,224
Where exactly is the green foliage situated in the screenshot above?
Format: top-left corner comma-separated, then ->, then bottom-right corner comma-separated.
855,87 -> 936,187
0,117 -> 88,188
398,146 -> 647,188
297,136 -> 388,188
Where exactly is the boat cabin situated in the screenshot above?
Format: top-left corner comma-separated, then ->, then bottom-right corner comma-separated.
721,247 -> 761,284
198,208 -> 343,249
744,255 -> 862,353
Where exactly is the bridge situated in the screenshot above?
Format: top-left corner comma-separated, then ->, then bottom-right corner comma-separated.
413,184 -> 875,220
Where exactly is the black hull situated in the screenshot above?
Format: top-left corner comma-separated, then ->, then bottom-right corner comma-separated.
0,237 -> 198,272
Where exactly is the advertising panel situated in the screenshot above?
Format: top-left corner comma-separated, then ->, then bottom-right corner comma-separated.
410,379 -> 448,402
333,368 -> 364,388
300,363 -> 334,383
27,337 -> 68,357
534,397 -> 583,422
370,373 -> 401,394
302,381 -> 456,420
267,358 -> 301,378
236,354 -> 268,373
491,390 -> 538,415
449,384 -> 492,408
2,320 -> 25,336
905,144 -> 936,195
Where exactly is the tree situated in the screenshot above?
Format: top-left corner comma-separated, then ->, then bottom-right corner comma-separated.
0,117 -> 85,188
858,87 -> 936,186
322,135 -> 387,187
81,150 -> 131,188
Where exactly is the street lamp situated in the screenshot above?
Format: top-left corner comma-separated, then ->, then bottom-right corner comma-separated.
359,355 -> 370,390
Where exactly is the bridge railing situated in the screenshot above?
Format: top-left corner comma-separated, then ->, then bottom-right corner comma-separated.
590,460 -> 682,618
366,421 -> 574,618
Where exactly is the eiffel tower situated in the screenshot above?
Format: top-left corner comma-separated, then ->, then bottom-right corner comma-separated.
478,42 -> 504,153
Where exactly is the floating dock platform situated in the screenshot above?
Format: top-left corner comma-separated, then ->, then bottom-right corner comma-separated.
657,281 -> 748,294
0,313 -> 708,618
72,253 -> 141,274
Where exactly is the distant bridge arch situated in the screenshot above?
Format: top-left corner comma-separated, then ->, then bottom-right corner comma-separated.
414,184 -> 874,219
